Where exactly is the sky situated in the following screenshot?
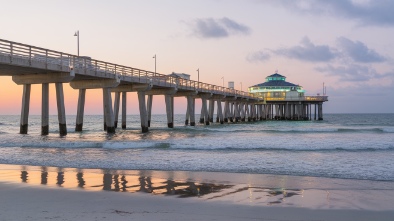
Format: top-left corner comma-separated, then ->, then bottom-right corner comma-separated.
0,0 -> 393,115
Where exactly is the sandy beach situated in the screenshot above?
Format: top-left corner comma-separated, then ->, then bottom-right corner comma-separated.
1,165 -> 394,221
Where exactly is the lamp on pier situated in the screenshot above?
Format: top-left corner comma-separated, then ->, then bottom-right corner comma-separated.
74,30 -> 79,56
153,54 -> 156,75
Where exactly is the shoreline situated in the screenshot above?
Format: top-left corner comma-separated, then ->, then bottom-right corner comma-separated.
1,164 -> 394,218
1,181 -> 394,221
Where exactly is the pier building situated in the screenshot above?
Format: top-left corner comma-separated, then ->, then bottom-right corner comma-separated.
249,72 -> 328,120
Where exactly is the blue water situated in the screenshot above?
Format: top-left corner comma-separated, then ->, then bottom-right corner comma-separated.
0,114 -> 393,181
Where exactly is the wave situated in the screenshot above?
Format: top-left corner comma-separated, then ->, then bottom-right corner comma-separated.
200,127 -> 394,134
3,142 -> 390,152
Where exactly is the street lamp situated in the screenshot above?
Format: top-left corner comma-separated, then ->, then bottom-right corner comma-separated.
74,30 -> 79,56
153,54 -> 156,75
240,82 -> 242,91
221,76 -> 224,87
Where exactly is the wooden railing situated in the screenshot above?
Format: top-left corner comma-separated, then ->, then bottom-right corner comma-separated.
0,38 -> 257,99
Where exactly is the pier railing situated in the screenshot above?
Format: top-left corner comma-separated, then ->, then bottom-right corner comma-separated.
0,38 -> 256,99
264,96 -> 328,102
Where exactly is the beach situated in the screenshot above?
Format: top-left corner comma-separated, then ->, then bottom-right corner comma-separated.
1,114 -> 394,220
1,165 -> 394,221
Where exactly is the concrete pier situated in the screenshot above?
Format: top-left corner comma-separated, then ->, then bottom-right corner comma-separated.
103,88 -> 115,133
165,95 -> 174,128
113,92 -> 120,128
200,97 -> 209,125
41,83 -> 49,135
147,95 -> 153,127
208,99 -> 214,123
186,96 -> 196,126
20,84 -> 31,134
137,91 -> 149,133
55,83 -> 67,136
121,92 -> 127,129
223,101 -> 229,123
217,100 -> 224,124
75,89 -> 86,132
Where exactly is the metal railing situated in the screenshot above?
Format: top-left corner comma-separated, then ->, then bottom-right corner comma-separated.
0,38 -> 258,100
264,96 -> 328,102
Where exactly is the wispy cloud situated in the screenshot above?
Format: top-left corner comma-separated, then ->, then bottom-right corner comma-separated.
263,0 -> 394,26
336,37 -> 386,63
316,64 -> 393,82
189,17 -> 251,39
273,37 -> 337,62
246,50 -> 271,62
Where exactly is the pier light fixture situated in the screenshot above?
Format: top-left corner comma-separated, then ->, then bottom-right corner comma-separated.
197,68 -> 199,87
221,76 -> 224,87
153,54 -> 156,75
74,30 -> 79,56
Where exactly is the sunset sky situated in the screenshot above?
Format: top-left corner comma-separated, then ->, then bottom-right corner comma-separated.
1,0 -> 393,115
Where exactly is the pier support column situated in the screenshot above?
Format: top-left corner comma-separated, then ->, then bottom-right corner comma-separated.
217,100 -> 224,124
165,95 -> 174,128
208,99 -> 214,123
103,101 -> 107,131
20,84 -> 31,134
137,91 -> 149,133
185,98 -> 190,126
41,83 -> 49,135
240,103 -> 246,122
113,92 -> 120,128
75,89 -> 86,132
147,95 -> 153,127
201,97 -> 209,125
229,103 -> 234,122
199,99 -> 205,124
103,88 -> 115,133
223,101 -> 229,123
55,83 -> 67,136
186,96 -> 195,126
318,103 -> 323,120
314,104 -> 317,120
121,92 -> 127,129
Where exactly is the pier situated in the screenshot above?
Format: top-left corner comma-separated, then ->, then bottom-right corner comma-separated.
0,38 -> 265,135
0,39 -> 328,136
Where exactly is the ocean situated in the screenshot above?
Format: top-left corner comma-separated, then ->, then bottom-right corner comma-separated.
0,113 -> 393,182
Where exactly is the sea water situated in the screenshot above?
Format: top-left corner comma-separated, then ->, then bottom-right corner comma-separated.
0,114 -> 393,181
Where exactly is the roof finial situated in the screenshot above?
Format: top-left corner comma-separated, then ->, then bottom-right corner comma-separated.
275,69 -> 278,74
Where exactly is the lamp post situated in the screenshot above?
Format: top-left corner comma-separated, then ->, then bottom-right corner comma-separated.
240,82 -> 242,91
153,54 -> 156,75
74,30 -> 79,56
221,76 -> 224,87
197,68 -> 199,88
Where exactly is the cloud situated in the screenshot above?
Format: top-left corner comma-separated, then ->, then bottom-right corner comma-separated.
337,37 -> 386,63
265,0 -> 394,26
246,50 -> 271,62
190,17 -> 251,39
273,37 -> 337,62
316,64 -> 393,82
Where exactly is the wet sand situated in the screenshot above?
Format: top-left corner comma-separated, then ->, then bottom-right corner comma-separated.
1,164 -> 394,221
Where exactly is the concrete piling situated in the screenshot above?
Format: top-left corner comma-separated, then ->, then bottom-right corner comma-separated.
102,88 -> 115,133
41,83 -> 49,135
55,83 -> 67,136
121,92 -> 127,129
165,95 -> 174,128
75,89 -> 86,132
137,91 -> 149,133
147,95 -> 153,127
113,92 -> 120,128
20,84 -> 31,134
208,99 -> 214,123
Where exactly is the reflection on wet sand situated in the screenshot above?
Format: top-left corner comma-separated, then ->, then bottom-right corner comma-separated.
2,165 -> 307,206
